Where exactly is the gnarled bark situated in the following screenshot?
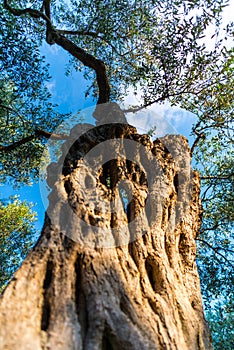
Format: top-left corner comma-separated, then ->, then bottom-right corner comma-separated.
0,122 -> 212,350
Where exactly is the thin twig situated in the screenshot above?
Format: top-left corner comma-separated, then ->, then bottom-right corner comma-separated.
200,173 -> 234,180
196,238 -> 234,267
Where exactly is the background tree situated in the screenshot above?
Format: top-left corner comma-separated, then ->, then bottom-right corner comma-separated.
0,0 -> 233,349
0,196 -> 37,292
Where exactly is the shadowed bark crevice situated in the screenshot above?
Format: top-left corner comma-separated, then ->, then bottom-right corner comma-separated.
64,179 -> 73,195
74,255 -> 88,348
102,324 -> 117,350
41,260 -> 53,331
128,242 -> 140,271
145,256 -> 164,293
174,174 -> 179,195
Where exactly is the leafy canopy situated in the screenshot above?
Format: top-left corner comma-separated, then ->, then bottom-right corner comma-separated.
0,6 -> 65,185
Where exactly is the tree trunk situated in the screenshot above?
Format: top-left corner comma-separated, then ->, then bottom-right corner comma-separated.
0,120 -> 212,350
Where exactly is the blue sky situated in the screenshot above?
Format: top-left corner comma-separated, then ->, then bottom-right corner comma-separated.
41,42 -> 94,113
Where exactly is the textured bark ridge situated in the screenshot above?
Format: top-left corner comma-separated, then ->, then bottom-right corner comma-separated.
0,123 -> 212,350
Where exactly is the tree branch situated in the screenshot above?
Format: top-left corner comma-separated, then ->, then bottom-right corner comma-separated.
0,134 -> 36,152
191,130 -> 206,154
4,0 -> 51,23
201,182 -> 213,201
56,29 -> 125,58
43,0 -> 51,20
123,85 -> 193,113
43,0 -> 110,104
196,238 -> 234,267
123,74 -> 229,115
0,129 -> 68,152
57,29 -> 99,37
200,222 -> 220,233
200,173 -> 234,180
123,95 -> 170,113
4,0 -> 111,108
56,29 -> 134,60
51,33 -> 110,105
35,129 -> 68,140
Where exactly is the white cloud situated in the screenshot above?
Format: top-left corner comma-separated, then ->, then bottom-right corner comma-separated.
122,87 -> 197,144
45,80 -> 56,95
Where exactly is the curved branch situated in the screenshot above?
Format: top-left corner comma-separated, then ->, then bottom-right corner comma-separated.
123,95 -> 170,113
196,238 -> 234,267
56,29 -> 133,60
4,0 -> 111,108
4,0 -> 51,23
0,134 -> 36,152
0,129 -> 68,152
123,87 -> 193,113
35,129 -> 68,140
201,182 -> 213,201
200,173 -> 234,180
200,223 -> 220,233
52,33 -> 110,105
191,131 -> 206,154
